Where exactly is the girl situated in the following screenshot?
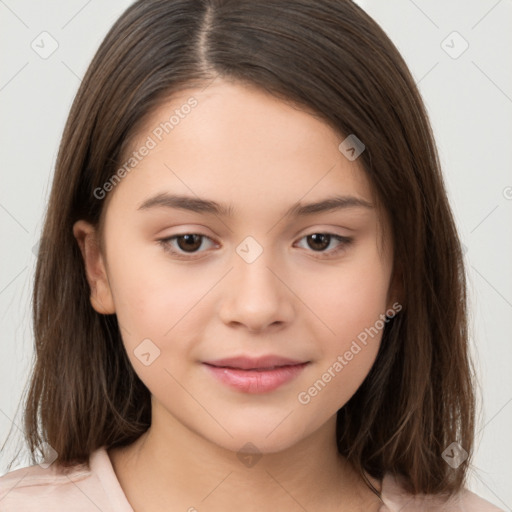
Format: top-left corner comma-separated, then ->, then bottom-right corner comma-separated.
0,0 -> 503,510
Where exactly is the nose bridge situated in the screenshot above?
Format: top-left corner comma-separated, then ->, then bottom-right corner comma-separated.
219,235 -> 293,330
233,235 -> 281,302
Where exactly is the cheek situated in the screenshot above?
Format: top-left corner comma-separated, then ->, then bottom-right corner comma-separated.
293,248 -> 389,407
296,264 -> 388,414
106,245 -> 213,365
106,236 -> 185,327
298,345 -> 379,420
300,250 -> 391,338
107,262 -> 204,397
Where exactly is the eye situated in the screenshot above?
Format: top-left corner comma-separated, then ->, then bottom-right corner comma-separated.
295,233 -> 353,258
158,232 -> 353,260
158,233 -> 217,259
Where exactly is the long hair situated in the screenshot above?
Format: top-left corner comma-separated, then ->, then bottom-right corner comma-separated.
9,0 -> 474,497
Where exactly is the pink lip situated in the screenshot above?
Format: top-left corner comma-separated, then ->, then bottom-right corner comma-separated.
202,355 -> 309,393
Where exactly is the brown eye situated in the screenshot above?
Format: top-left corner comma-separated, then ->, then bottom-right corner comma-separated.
175,234 -> 203,252
295,233 -> 353,258
159,233 -> 216,259
306,233 -> 331,251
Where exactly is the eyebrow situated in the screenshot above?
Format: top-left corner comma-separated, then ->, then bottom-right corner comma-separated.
137,192 -> 374,217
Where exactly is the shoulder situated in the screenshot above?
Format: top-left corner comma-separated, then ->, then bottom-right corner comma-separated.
0,447 -> 121,512
380,473 -> 505,512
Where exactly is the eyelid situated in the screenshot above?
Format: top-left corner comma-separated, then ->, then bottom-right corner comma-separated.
158,233 -> 217,260
157,230 -> 353,260
293,233 -> 353,258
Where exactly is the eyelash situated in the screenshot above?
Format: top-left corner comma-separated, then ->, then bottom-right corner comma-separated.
157,232 -> 353,260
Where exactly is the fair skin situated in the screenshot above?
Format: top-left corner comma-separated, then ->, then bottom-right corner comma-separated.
73,79 -> 399,511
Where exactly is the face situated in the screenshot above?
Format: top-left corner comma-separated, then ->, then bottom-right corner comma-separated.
74,79 -> 398,455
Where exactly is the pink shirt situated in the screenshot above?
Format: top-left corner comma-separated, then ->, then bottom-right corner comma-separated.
0,446 -> 504,511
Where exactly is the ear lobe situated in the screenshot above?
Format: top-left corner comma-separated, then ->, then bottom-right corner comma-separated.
72,220 -> 115,315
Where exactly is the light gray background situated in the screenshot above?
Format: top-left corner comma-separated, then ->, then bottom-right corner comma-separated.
1,1 -> 511,509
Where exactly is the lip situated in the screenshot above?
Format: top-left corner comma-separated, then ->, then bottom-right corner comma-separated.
204,355 -> 306,370
202,355 -> 310,393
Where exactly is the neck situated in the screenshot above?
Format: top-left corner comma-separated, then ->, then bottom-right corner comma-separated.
109,403 -> 383,512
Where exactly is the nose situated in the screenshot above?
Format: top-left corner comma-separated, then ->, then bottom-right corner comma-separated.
218,247 -> 295,333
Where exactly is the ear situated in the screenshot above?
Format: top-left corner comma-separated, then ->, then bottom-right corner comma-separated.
72,220 -> 115,315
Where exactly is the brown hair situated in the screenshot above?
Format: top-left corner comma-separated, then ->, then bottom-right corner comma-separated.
7,0 -> 475,498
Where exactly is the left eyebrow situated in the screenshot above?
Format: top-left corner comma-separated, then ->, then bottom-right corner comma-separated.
137,192 -> 374,217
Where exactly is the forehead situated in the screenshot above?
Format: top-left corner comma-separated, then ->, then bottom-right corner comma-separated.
102,79 -> 384,231
131,82 -> 369,176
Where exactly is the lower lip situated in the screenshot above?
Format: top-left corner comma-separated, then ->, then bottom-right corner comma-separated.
203,363 -> 309,393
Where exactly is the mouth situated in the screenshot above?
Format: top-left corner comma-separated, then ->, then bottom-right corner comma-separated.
202,355 -> 310,393
203,355 -> 308,370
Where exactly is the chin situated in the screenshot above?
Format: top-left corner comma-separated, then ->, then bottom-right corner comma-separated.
192,416 -> 310,456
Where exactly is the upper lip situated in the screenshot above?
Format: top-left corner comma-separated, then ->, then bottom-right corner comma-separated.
203,355 -> 308,370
